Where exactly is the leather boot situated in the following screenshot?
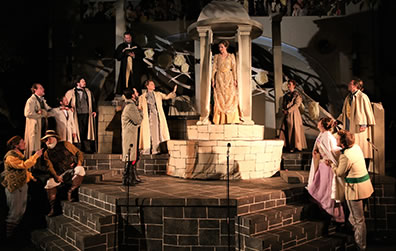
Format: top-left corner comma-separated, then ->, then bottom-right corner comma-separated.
47,188 -> 58,217
68,175 -> 84,202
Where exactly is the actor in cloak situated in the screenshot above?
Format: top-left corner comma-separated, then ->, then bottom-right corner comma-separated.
138,80 -> 177,155
121,88 -> 143,185
307,117 -> 344,223
337,78 -> 375,164
121,88 -> 142,162
65,76 -> 97,153
52,96 -> 77,144
41,130 -> 85,216
331,130 -> 373,251
1,136 -> 42,239
115,31 -> 145,95
279,79 -> 307,152
211,40 -> 241,124
24,83 -> 53,158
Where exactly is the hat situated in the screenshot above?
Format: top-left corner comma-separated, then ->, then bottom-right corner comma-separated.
41,130 -> 60,142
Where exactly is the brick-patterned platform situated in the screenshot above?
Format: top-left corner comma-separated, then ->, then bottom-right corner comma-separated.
30,153 -> 396,251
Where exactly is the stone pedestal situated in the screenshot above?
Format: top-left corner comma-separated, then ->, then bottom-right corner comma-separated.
167,125 -> 284,180
98,104 -> 121,154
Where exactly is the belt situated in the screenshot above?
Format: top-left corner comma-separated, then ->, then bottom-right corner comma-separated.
345,173 -> 370,184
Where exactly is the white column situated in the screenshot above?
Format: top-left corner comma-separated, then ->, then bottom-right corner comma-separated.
237,25 -> 254,124
196,26 -> 213,125
194,40 -> 201,113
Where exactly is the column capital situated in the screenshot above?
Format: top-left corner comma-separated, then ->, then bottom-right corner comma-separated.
237,25 -> 252,36
197,26 -> 212,37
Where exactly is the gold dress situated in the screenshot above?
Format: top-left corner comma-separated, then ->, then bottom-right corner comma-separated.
212,53 -> 240,124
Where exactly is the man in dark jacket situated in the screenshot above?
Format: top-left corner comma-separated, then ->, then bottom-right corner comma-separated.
115,31 -> 145,95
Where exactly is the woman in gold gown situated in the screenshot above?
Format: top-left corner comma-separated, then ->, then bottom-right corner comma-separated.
211,40 -> 241,124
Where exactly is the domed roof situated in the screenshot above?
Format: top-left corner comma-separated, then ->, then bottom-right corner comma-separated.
197,0 -> 250,21
188,0 -> 263,40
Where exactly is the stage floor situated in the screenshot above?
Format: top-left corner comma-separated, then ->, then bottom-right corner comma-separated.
81,174 -> 306,209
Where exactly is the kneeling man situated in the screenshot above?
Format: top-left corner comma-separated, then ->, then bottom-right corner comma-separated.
41,130 -> 85,216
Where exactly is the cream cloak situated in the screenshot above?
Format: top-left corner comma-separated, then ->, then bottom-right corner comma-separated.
138,91 -> 175,152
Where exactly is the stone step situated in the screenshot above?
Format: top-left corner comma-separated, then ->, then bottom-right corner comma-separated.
238,204 -> 304,236
137,154 -> 169,176
244,220 -> 338,251
84,169 -> 122,184
84,153 -> 123,172
282,152 -> 311,171
31,228 -> 79,251
79,184 -> 119,213
236,187 -> 307,216
61,201 -> 116,233
46,214 -> 108,250
280,170 -> 309,184
284,232 -> 355,251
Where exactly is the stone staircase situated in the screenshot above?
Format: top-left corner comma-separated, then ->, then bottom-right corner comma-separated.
30,152 -> 358,251
32,199 -> 117,250
235,195 -> 355,251
234,151 -> 356,251
31,152 -> 169,251
31,153 -> 121,251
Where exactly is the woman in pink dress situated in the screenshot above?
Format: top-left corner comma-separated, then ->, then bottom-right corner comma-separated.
307,117 -> 345,222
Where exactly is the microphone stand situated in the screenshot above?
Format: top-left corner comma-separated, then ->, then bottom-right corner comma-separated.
226,143 -> 231,251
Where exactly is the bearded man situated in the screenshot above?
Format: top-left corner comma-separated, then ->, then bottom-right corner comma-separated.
41,130 -> 85,217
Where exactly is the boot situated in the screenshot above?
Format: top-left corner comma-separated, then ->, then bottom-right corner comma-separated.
132,164 -> 142,183
68,175 -> 84,202
47,188 -> 58,217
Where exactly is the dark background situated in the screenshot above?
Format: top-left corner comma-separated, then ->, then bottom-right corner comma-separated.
0,0 -> 395,167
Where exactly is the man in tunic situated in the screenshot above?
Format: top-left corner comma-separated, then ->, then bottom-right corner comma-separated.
138,80 -> 177,155
337,78 -> 375,168
331,130 -> 373,250
41,130 -> 85,216
65,76 -> 97,153
115,31 -> 145,95
24,83 -> 53,158
1,136 -> 42,239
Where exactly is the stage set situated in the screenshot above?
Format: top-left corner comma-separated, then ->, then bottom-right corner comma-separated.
31,1 -> 395,251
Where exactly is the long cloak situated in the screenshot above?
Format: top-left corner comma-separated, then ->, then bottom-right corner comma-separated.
24,94 -> 53,157
338,90 -> 375,158
279,90 -> 307,151
138,91 -> 176,153
121,99 -> 142,161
